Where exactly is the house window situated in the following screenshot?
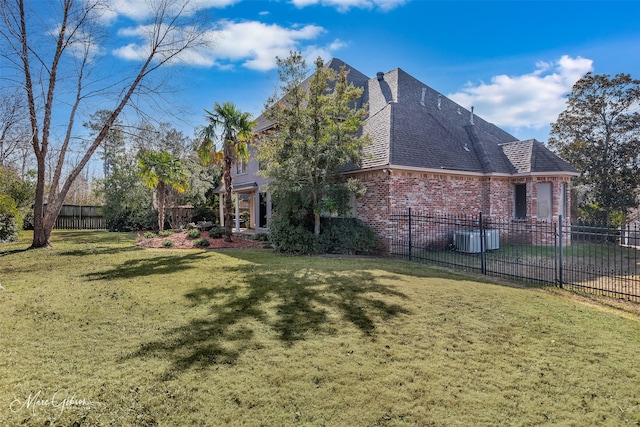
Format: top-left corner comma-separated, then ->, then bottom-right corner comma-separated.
536,182 -> 552,222
236,159 -> 247,174
514,184 -> 527,219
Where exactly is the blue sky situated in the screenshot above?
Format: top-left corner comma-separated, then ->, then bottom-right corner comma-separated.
178,0 -> 638,143
44,0 -> 640,148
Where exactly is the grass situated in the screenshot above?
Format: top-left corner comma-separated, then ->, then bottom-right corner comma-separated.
403,240 -> 640,297
1,230 -> 640,426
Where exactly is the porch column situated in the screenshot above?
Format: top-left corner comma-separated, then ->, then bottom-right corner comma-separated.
218,194 -> 224,226
254,192 -> 259,229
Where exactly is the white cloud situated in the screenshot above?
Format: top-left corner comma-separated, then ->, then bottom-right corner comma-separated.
328,38 -> 347,51
290,0 -> 407,12
111,43 -> 147,61
94,0 -> 240,22
208,21 -> 325,70
113,23 -> 216,65
448,56 -> 593,132
113,20 -> 344,71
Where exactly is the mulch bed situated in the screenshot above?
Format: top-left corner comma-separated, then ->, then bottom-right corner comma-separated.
136,230 -> 263,250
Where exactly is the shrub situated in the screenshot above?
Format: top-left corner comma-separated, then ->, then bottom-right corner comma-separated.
142,232 -> 156,239
193,238 -> 210,248
253,232 -> 270,242
269,210 -> 383,255
162,239 -> 174,248
22,211 -> 34,230
158,230 -> 174,237
0,195 -> 22,243
268,213 -> 319,254
191,205 -> 218,223
208,226 -> 223,239
187,228 -> 200,238
107,208 -> 157,232
318,217 -> 384,255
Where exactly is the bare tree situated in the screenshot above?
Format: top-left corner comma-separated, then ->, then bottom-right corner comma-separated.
0,0 -> 210,248
0,89 -> 31,170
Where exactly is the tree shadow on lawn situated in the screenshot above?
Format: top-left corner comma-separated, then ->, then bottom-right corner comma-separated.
59,245 -> 142,257
83,252 -> 209,281
0,247 -> 30,258
53,230 -> 135,244
124,265 -> 411,377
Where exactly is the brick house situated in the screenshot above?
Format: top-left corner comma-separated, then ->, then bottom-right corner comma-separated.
220,59 -> 579,247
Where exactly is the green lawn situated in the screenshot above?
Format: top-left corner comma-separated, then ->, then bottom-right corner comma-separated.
1,231 -> 640,426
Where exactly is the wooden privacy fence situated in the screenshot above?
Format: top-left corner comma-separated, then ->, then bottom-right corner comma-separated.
49,204 -> 106,230
166,206 -> 194,229
47,204 -> 194,230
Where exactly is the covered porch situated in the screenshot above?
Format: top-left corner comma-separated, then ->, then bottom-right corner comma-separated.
217,182 -> 271,233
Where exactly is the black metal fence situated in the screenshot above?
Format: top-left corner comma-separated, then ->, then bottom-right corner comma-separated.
390,209 -> 640,302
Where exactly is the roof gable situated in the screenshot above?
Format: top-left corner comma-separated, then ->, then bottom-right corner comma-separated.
500,139 -> 579,174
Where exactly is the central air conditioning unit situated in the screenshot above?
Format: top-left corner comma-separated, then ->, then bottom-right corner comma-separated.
454,230 -> 482,253
484,229 -> 500,250
454,230 -> 500,253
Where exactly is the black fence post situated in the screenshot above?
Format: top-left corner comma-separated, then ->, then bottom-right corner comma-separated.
408,208 -> 412,261
480,212 -> 486,274
558,215 -> 563,288
554,220 -> 558,284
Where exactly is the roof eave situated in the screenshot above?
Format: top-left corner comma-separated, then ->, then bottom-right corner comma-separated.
343,164 -> 580,178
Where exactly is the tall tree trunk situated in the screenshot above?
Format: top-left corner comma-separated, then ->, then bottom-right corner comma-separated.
312,191 -> 320,236
31,223 -> 52,249
158,181 -> 166,232
314,212 -> 321,236
31,203 -> 59,249
30,153 -> 50,248
223,143 -> 233,242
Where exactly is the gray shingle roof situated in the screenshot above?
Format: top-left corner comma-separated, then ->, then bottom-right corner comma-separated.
256,58 -> 578,176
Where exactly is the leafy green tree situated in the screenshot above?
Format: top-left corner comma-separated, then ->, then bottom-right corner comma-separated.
0,165 -> 35,209
0,193 -> 21,242
549,72 -> 640,223
0,165 -> 35,230
259,53 -> 369,239
184,148 -> 222,223
95,151 -> 153,232
138,150 -> 189,232
0,165 -> 33,240
201,102 -> 255,242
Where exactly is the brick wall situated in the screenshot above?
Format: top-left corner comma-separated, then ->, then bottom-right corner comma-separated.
349,168 -> 574,249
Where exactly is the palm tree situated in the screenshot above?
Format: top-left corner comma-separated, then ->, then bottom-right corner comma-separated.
138,150 -> 189,232
201,102 -> 255,242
